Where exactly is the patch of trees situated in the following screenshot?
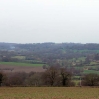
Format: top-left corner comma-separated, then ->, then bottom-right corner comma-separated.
1,43 -> 99,68
82,73 -> 99,86
0,67 -> 74,87
0,70 -> 99,87
94,54 -> 99,60
1,43 -> 99,64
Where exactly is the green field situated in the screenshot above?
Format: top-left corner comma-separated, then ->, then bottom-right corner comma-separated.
77,57 -> 86,61
12,56 -> 26,60
0,62 -> 44,67
83,70 -> 99,74
0,87 -> 99,99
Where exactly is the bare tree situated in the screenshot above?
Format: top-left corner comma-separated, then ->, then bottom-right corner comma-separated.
82,73 -> 99,86
42,66 -> 58,86
26,72 -> 42,86
5,72 -> 27,86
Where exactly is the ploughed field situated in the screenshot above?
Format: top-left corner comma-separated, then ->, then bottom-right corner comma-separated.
0,87 -> 99,99
0,62 -> 46,73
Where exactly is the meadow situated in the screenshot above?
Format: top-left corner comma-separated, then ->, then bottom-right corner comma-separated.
0,87 -> 99,99
0,62 -> 44,67
12,56 -> 26,60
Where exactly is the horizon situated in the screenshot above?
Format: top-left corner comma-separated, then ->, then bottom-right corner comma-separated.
0,41 -> 99,45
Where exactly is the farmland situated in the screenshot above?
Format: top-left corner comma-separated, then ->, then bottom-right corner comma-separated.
0,62 -> 46,73
0,62 -> 44,67
0,43 -> 99,86
0,87 -> 99,99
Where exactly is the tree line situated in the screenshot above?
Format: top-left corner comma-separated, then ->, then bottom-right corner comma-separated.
0,67 -> 99,87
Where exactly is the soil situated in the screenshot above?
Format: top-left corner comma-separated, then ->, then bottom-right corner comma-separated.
0,64 -> 46,73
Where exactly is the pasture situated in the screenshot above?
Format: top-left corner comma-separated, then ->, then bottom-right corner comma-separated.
12,56 -> 26,60
0,62 -> 44,67
0,87 -> 99,99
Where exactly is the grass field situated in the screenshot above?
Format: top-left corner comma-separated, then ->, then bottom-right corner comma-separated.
83,70 -> 99,74
12,56 -> 26,60
0,62 -> 44,67
0,87 -> 99,99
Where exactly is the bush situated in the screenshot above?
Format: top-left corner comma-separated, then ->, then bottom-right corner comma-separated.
82,73 -> 99,86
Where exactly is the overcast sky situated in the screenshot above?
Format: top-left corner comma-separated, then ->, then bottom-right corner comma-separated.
0,0 -> 99,44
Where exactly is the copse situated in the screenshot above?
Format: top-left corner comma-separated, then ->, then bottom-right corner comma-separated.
42,66 -> 74,86
0,67 -> 76,87
4,72 -> 27,86
82,73 -> 99,86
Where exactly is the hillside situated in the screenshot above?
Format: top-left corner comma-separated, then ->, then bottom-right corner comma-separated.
0,42 -> 99,76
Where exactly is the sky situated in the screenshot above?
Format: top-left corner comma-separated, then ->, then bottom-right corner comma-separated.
0,0 -> 99,44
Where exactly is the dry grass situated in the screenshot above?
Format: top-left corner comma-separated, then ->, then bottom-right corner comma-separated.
0,87 -> 99,99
